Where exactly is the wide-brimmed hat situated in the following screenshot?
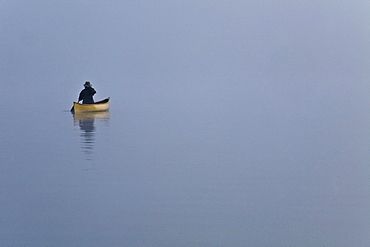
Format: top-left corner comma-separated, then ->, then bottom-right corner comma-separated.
84,81 -> 92,87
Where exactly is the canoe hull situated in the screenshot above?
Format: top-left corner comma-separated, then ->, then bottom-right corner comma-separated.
72,97 -> 110,113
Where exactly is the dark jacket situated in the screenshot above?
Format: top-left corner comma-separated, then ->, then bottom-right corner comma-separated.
78,87 -> 96,104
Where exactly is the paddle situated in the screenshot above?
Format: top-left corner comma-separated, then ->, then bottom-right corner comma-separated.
71,100 -> 78,112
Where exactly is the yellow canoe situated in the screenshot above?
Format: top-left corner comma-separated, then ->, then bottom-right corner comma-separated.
72,97 -> 110,113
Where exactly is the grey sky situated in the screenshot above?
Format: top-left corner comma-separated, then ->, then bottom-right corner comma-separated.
1,1 -> 369,103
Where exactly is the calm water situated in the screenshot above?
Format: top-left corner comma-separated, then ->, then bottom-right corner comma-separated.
1,82 -> 370,247
1,1 -> 370,246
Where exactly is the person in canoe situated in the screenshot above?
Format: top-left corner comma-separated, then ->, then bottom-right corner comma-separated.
78,81 -> 96,104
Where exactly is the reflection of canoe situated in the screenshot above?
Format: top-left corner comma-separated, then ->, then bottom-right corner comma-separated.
73,111 -> 110,122
72,97 -> 110,113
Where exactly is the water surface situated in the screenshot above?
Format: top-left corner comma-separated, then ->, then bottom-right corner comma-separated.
1,85 -> 369,246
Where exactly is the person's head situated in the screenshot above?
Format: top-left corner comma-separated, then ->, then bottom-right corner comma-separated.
84,81 -> 92,88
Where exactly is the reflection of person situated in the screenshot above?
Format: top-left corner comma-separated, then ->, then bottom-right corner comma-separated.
79,117 -> 95,160
78,81 -> 96,104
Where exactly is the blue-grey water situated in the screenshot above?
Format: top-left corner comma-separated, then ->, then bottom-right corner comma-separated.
1,81 -> 370,247
1,1 -> 370,246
